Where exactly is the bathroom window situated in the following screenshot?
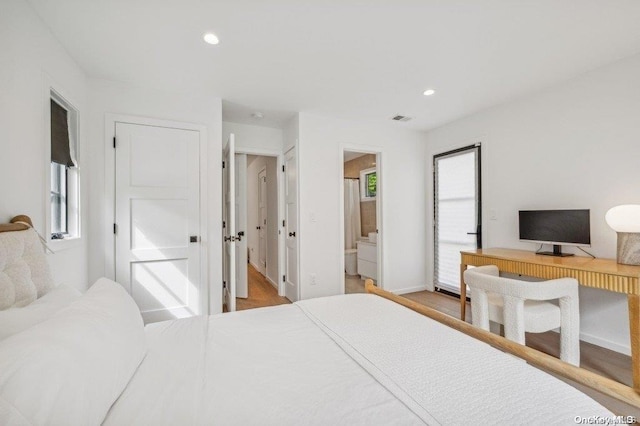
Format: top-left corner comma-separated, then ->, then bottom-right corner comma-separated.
360,167 -> 377,201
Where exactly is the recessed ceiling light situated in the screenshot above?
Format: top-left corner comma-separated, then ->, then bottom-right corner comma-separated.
203,33 -> 219,45
423,89 -> 436,96
251,112 -> 264,119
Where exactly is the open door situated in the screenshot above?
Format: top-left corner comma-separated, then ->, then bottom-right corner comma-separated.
223,134 -> 236,311
284,147 -> 299,301
235,153 -> 248,298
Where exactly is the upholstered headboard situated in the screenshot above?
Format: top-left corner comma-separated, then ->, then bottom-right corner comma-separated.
0,215 -> 54,310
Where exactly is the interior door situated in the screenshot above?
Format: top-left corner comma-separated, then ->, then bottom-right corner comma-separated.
223,134 -> 236,311
284,147 -> 299,301
114,122 -> 201,323
235,153 -> 248,299
258,168 -> 267,275
434,144 -> 481,294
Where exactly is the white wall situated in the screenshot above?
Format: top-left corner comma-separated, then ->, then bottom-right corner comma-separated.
0,0 -> 88,290
86,78 -> 223,312
283,115 -> 299,152
297,113 -> 427,299
425,53 -> 640,355
246,155 -> 279,285
222,121 -> 283,153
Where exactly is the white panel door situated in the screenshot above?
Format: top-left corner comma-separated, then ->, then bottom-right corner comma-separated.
284,147 -> 298,302
434,145 -> 481,294
235,153 -> 248,299
223,134 -> 236,311
115,122 -> 200,323
258,168 -> 267,276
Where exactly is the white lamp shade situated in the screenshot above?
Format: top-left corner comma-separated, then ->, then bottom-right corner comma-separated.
605,205 -> 640,232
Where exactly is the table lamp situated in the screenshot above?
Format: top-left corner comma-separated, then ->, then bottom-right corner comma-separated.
605,205 -> 640,265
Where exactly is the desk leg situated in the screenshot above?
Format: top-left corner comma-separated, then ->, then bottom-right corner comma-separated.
460,263 -> 467,321
629,295 -> 640,393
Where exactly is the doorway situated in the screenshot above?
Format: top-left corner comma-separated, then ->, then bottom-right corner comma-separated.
223,138 -> 289,312
433,144 -> 482,295
341,149 -> 382,294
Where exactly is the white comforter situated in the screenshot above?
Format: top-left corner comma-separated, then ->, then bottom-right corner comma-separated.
104,294 -> 612,425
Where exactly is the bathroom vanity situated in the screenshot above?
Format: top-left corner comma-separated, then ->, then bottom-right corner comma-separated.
357,239 -> 377,280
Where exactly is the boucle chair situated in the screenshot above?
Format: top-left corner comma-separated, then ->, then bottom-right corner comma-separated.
464,265 -> 580,366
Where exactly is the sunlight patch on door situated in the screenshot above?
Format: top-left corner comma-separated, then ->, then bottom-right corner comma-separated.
131,260 -> 193,315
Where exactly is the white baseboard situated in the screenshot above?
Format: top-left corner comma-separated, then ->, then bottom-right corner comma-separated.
390,285 -> 429,295
249,261 -> 262,273
266,275 -> 278,289
579,332 -> 630,356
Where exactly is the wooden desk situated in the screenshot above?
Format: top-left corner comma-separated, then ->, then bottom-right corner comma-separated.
460,248 -> 640,392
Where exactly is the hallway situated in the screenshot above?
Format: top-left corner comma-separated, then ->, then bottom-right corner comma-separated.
236,265 -> 291,311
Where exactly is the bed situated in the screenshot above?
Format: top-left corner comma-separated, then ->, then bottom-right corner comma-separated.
0,216 -> 637,425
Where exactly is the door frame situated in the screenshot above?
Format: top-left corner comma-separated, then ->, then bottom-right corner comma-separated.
234,147 -> 286,296
426,137 -> 487,292
339,144 -> 384,293
104,114 -> 209,314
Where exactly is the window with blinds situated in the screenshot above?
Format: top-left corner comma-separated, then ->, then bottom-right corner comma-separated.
49,92 -> 79,240
433,145 -> 481,294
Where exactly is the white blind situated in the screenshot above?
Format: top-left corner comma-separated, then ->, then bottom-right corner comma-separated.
434,149 -> 478,292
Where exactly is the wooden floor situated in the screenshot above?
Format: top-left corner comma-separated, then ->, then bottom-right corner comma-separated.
236,265 -> 291,311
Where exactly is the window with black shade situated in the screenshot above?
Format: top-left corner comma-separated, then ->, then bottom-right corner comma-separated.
49,93 -> 79,240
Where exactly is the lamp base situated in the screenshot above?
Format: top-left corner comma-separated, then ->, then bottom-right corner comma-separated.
617,232 -> 640,265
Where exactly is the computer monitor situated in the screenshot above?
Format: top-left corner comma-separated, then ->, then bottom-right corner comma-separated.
519,209 -> 591,257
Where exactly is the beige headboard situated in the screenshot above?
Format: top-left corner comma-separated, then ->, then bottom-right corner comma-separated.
0,215 -> 54,310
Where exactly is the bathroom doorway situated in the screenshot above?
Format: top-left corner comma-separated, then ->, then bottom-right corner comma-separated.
341,149 -> 382,294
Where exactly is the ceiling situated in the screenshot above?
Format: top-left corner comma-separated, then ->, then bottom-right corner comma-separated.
343,152 -> 368,162
28,0 -> 640,131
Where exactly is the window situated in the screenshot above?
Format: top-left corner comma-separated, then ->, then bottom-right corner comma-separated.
49,92 -> 79,241
50,162 -> 67,235
360,167 -> 377,201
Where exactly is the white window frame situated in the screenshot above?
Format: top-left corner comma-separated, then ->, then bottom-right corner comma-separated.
45,87 -> 81,250
360,167 -> 377,201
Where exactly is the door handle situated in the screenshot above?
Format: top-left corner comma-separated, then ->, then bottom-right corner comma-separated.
190,236 -> 199,243
289,231 -> 296,237
466,232 -> 478,235
237,231 -> 244,241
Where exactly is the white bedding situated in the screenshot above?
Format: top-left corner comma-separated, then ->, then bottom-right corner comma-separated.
105,294 -> 612,425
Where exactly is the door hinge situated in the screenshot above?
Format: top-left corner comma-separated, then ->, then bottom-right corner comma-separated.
113,223 -> 117,234
113,137 -> 116,148
282,220 -> 285,227
283,275 -> 286,282
223,281 -> 226,289
282,165 -> 285,172
222,160 -> 226,168
222,220 -> 226,229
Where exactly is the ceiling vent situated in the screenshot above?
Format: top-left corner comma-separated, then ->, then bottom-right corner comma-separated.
391,115 -> 412,122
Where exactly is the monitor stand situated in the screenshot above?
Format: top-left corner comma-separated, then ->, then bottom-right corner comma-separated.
537,244 -> 574,257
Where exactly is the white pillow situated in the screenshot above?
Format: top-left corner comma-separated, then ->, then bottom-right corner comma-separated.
0,278 -> 146,426
0,284 -> 82,340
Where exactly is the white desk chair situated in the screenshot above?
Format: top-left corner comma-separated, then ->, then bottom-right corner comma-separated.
463,265 -> 580,366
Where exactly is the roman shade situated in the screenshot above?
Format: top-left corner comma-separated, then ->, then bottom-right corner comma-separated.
50,99 -> 75,167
